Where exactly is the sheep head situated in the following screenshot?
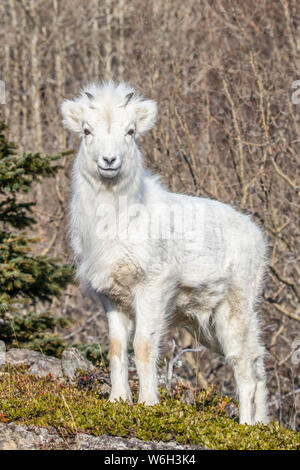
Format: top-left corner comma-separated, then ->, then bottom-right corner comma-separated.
61,81 -> 157,180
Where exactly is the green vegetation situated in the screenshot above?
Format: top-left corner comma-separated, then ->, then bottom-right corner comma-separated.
75,343 -> 109,367
0,119 -> 74,355
0,367 -> 299,450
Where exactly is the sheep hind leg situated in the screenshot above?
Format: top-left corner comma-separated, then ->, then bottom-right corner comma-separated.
254,354 -> 269,424
214,297 -> 266,425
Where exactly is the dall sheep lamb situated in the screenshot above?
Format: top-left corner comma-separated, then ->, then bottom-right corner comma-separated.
61,81 -> 269,424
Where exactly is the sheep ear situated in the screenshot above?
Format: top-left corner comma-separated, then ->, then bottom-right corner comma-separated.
61,99 -> 84,133
134,99 -> 157,135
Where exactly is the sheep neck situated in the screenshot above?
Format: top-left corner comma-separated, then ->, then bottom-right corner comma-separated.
76,147 -> 146,213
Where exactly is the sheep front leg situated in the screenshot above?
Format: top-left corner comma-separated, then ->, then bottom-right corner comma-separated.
134,330 -> 160,406
107,307 -> 133,403
134,280 -> 175,406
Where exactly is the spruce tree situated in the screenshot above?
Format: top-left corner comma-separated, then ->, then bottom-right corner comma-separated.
0,119 -> 74,356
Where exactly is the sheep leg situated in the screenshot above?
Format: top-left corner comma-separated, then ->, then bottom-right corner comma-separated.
214,298 -> 267,425
232,357 -> 257,425
134,280 -> 175,406
107,307 -> 133,402
133,331 -> 160,406
254,355 -> 269,424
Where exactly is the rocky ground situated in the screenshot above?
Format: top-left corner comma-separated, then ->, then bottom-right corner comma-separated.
1,346 -> 205,450
0,423 -> 204,450
4,346 -> 95,381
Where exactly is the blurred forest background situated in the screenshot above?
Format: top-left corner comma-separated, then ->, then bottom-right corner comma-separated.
0,0 -> 299,429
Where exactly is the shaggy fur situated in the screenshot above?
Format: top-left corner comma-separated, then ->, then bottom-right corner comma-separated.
62,81 -> 269,424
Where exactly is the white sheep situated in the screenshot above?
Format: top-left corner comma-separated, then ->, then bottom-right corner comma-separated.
61,80 -> 269,424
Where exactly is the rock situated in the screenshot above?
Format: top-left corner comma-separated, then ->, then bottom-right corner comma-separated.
5,347 -> 96,382
96,382 -> 111,398
0,423 -> 205,450
0,341 -> 5,367
28,356 -> 64,379
181,388 -> 195,405
6,348 -> 42,366
61,347 -> 95,381
6,348 -> 63,379
72,433 -> 204,450
225,402 -> 239,421
0,423 -> 64,450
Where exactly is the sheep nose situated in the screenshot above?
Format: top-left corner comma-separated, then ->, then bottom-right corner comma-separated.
103,156 -> 116,166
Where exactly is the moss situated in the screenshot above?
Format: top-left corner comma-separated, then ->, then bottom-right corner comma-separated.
0,367 -> 299,450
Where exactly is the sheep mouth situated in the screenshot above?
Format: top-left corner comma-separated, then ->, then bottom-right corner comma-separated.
97,165 -> 121,179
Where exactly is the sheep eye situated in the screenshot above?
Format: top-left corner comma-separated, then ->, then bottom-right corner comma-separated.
84,128 -> 91,136
127,129 -> 134,136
